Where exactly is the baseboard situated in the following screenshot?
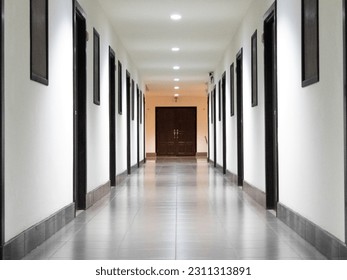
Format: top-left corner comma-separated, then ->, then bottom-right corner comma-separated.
3,203 -> 75,260
196,152 -> 207,157
146,153 -> 156,158
225,170 -> 238,185
86,181 -> 111,209
116,170 -> 128,186
277,203 -> 347,260
243,180 -> 266,208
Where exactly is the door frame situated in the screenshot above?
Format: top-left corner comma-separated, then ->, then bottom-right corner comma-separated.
155,107 -> 197,156
109,47 -> 116,186
73,0 -> 87,210
207,94 -> 210,162
0,0 -> 4,260
213,86 -> 217,167
126,70 -> 131,174
264,2 -> 279,210
143,94 -> 146,163
343,0 -> 347,243
222,72 -> 227,174
136,85 -> 140,167
236,48 -> 244,186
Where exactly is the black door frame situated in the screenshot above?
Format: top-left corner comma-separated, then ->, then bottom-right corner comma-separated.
126,71 -> 131,174
109,47 -> 116,186
143,94 -> 146,163
0,0 -> 4,260
236,49 -> 244,186
222,72 -> 227,174
73,1 -> 87,210
207,94 -> 210,162
343,0 -> 347,244
264,2 -> 279,210
136,85 -> 140,167
213,86 -> 217,167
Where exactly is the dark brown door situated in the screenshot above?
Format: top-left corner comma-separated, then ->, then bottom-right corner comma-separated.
126,71 -> 131,174
344,0 -> 347,243
156,107 -> 197,156
0,0 -> 4,260
236,49 -> 244,186
73,2 -> 87,210
109,47 -> 116,186
264,3 -> 278,210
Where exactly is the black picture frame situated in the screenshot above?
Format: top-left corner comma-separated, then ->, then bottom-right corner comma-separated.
211,90 -> 214,124
118,60 -> 122,114
93,28 -> 100,105
251,30 -> 258,107
218,79 -> 221,122
230,63 -> 235,116
302,0 -> 319,87
30,0 -> 49,85
131,80 -> 135,121
140,90 -> 143,124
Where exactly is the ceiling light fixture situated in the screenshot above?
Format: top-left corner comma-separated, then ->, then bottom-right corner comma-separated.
171,47 -> 180,52
170,14 -> 182,21
174,86 -> 180,90
174,78 -> 180,82
173,66 -> 180,70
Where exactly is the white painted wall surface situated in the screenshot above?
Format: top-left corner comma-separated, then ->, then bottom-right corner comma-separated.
4,0 -> 144,242
277,0 -> 345,241
4,0 -> 74,241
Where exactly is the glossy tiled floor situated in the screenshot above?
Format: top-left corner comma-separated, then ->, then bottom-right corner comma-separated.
23,158 -> 326,260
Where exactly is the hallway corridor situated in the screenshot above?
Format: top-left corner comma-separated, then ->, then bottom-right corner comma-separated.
23,158 -> 326,260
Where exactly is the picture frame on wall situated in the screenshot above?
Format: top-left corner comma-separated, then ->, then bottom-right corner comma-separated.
30,0 -> 49,85
93,28 -> 100,105
118,60 -> 122,115
302,0 -> 319,87
131,80 -> 135,121
230,63 -> 235,116
251,30 -> 258,106
218,80 -> 221,122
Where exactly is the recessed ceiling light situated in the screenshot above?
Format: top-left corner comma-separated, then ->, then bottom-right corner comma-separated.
171,47 -> 180,52
170,14 -> 182,21
173,66 -> 180,70
174,86 -> 180,90
174,93 -> 180,97
174,78 -> 180,82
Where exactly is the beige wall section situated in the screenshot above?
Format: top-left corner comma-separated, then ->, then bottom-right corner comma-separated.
145,95 -> 208,155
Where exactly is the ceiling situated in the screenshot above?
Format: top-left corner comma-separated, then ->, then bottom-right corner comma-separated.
97,0 -> 254,97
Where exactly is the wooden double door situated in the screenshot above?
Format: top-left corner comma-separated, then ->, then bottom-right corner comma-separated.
156,107 -> 197,156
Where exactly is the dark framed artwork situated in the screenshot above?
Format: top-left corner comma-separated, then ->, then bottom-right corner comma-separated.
93,28 -> 100,105
251,30 -> 258,107
230,63 -> 235,116
218,80 -> 221,122
211,90 -> 214,124
118,60 -> 122,114
30,0 -> 49,85
140,90 -> 143,124
302,0 -> 319,87
131,80 -> 135,121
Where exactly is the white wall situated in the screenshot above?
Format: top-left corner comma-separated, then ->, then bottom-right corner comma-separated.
212,0 -> 273,191
4,0 -> 74,241
277,0 -> 345,241
4,0 -> 144,242
212,0 -> 345,242
76,0 -> 144,186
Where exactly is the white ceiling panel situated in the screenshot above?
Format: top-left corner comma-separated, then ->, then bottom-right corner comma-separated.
97,0 -> 254,96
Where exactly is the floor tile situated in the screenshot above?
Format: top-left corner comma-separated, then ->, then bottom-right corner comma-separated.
22,158 -> 327,260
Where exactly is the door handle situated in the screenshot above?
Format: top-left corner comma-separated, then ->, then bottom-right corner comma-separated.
173,129 -> 179,139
